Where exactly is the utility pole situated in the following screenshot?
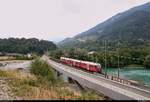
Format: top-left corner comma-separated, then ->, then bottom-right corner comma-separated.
117,40 -> 120,78
93,55 -> 95,62
46,49 -> 49,56
96,55 -> 98,63
105,40 -> 107,78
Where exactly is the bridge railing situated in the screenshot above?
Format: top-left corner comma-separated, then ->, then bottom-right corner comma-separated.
105,74 -> 141,86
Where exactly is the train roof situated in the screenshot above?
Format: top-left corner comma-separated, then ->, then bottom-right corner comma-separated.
61,57 -> 101,66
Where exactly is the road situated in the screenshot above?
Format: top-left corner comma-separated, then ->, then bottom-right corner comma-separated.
42,55 -> 150,100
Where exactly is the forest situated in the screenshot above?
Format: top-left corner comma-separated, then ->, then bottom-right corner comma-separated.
0,38 -> 57,54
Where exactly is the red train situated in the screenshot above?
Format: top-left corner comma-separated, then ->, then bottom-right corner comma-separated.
60,57 -> 102,73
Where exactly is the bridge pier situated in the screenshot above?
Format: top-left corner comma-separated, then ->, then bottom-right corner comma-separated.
54,70 -> 63,79
57,71 -> 63,77
55,71 -> 86,91
68,77 -> 74,84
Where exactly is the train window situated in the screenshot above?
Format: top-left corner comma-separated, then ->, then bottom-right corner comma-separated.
89,65 -> 94,68
89,65 -> 97,69
75,62 -> 79,66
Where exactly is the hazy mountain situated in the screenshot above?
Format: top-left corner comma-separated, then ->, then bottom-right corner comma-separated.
58,2 -> 150,49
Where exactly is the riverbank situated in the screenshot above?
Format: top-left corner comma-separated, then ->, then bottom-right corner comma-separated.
0,56 -> 15,61
0,55 -> 33,61
125,64 -> 144,68
107,64 -> 145,69
107,68 -> 150,86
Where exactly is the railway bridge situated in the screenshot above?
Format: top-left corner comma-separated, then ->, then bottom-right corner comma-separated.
42,55 -> 150,100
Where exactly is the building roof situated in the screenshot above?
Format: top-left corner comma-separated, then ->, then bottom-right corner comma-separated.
88,51 -> 97,55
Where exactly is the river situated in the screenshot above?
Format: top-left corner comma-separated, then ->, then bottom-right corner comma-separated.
106,68 -> 150,86
0,60 -> 32,71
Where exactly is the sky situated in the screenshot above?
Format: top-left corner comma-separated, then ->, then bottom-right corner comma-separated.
0,0 -> 150,42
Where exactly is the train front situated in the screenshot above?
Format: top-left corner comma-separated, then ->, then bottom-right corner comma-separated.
97,64 -> 102,73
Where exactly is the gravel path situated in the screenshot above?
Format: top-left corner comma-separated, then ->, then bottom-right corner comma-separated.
0,78 -> 21,100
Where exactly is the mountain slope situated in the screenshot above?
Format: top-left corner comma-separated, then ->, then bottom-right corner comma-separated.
58,2 -> 150,49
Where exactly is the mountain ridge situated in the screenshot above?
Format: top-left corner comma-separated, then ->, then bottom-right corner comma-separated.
58,2 -> 150,49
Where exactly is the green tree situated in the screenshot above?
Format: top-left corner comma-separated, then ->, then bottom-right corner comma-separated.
0,38 -> 57,54
144,55 -> 150,68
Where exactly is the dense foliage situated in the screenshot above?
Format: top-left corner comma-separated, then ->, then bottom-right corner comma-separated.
49,46 -> 150,68
144,55 -> 150,68
0,38 -> 57,54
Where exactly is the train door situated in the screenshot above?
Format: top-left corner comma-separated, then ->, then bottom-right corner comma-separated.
72,61 -> 75,67
81,62 -> 87,69
75,61 -> 80,68
70,60 -> 74,66
79,61 -> 82,68
86,64 -> 90,71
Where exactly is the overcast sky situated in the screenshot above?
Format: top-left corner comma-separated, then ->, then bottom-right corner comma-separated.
0,0 -> 150,42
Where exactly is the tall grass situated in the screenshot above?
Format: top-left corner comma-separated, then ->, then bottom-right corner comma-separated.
0,58 -> 106,100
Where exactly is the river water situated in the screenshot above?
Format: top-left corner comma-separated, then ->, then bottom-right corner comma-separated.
0,61 -> 32,71
106,68 -> 150,86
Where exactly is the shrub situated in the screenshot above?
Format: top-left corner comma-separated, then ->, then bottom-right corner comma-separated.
144,55 -> 150,68
30,58 -> 56,84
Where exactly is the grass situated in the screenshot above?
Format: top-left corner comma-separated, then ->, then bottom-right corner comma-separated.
0,58 -> 107,100
0,56 -> 16,61
15,55 -> 33,60
0,55 -> 33,61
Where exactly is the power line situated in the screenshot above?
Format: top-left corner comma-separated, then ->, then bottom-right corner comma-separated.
117,41 -> 120,78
